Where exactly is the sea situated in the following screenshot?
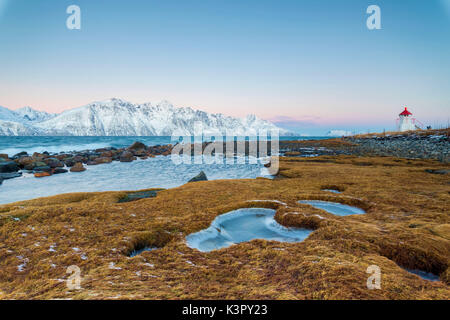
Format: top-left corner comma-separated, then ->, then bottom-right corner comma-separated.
0,136 -> 328,204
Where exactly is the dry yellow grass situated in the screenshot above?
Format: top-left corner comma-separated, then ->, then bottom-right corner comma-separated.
0,155 -> 448,300
353,127 -> 449,139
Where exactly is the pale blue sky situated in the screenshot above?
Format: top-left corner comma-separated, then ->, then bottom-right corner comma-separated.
0,0 -> 449,134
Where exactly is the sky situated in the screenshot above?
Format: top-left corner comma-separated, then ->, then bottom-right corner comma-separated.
0,0 -> 449,135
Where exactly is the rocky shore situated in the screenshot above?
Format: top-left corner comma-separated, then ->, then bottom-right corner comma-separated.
0,142 -> 173,184
344,132 -> 449,162
280,129 -> 450,163
1,129 -> 448,185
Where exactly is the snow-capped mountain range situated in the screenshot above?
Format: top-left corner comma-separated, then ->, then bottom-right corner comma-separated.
0,99 -> 292,136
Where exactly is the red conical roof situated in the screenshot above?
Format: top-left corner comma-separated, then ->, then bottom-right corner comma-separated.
399,107 -> 412,116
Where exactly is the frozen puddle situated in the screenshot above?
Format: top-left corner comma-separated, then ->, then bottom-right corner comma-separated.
406,269 -> 440,282
322,189 -> 342,194
186,208 -> 312,252
298,200 -> 365,216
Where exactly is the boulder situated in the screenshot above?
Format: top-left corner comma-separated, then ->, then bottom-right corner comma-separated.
132,149 -> 147,157
0,161 -> 19,173
70,162 -> 86,172
56,154 -> 71,161
188,171 -> 208,183
44,158 -> 64,168
13,151 -> 28,159
95,157 -> 113,164
34,172 -> 52,178
100,151 -> 113,158
88,153 -> 101,160
0,154 -> 9,160
24,164 -> 35,171
118,191 -> 158,203
34,161 -> 47,167
120,151 -> 134,162
53,168 -> 68,174
0,172 -> 22,180
33,166 -> 52,173
128,141 -> 147,150
18,156 -> 34,167
63,158 -> 76,167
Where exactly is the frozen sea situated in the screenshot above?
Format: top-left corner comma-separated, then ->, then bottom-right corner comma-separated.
0,136 -> 328,204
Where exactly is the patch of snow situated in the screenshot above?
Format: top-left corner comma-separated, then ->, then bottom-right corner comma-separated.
109,262 -> 122,270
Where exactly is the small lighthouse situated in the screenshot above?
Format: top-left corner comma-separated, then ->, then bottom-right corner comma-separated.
397,107 -> 421,132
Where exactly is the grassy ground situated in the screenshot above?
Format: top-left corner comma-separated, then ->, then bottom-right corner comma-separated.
0,155 -> 449,299
353,127 -> 449,138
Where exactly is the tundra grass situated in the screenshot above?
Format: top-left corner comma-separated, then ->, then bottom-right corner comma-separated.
0,156 -> 448,300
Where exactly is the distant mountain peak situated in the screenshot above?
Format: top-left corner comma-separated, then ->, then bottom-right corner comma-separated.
0,99 -> 293,136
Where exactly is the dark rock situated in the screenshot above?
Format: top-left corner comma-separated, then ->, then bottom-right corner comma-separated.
128,141 -> 147,150
33,166 -> 52,173
95,157 -> 113,164
64,158 -> 76,167
17,156 -> 34,168
33,161 -> 47,167
13,151 -> 28,158
0,154 -> 8,160
70,162 -> 86,172
425,169 -> 449,175
100,151 -> 113,158
88,153 -> 101,160
53,168 -> 68,174
120,151 -> 134,162
132,149 -> 147,157
45,158 -> 64,168
0,161 -> 19,173
118,191 -> 158,203
24,164 -> 35,171
188,171 -> 208,183
0,172 -> 22,180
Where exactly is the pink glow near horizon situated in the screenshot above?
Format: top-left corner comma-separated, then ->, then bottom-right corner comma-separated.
2,93 -> 439,129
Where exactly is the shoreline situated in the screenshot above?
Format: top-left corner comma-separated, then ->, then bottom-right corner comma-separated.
280,128 -> 449,162
1,129 -> 448,191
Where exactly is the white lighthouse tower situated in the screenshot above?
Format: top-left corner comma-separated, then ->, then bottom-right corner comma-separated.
397,107 -> 420,132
